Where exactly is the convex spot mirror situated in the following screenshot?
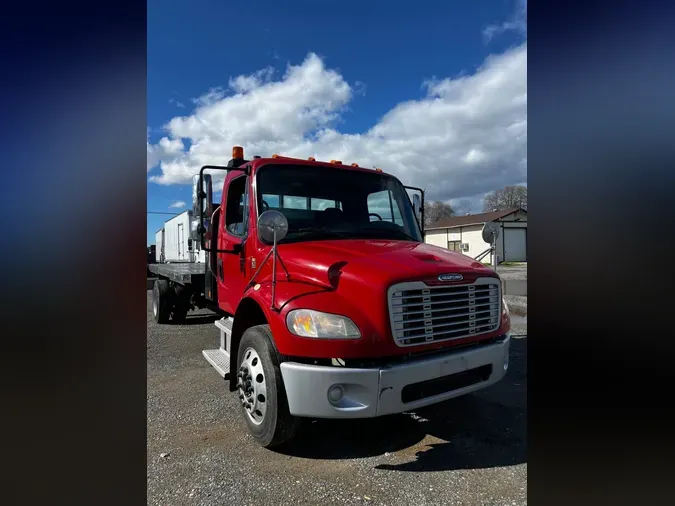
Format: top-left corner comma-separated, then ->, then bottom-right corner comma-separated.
481,221 -> 501,244
257,210 -> 289,245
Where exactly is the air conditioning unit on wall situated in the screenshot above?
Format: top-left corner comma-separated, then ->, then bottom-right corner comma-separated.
460,243 -> 469,251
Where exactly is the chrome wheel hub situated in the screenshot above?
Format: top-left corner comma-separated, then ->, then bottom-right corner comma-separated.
236,347 -> 267,425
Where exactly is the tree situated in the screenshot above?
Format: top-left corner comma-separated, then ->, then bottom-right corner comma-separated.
424,201 -> 455,228
482,185 -> 527,212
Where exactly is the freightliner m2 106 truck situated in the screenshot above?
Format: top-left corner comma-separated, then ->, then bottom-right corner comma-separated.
149,147 -> 511,448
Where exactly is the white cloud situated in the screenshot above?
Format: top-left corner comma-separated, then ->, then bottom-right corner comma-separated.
169,200 -> 186,208
483,0 -> 527,43
147,136 -> 184,171
147,44 -> 526,205
228,67 -> 275,94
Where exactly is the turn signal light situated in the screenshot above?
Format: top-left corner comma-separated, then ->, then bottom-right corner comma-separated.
232,146 -> 244,159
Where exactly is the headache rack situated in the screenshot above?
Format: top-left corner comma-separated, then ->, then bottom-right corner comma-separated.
387,277 -> 501,347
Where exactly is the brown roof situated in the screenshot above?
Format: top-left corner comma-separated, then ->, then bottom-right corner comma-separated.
426,208 -> 524,230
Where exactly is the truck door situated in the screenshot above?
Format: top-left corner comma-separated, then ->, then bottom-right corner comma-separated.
217,174 -> 250,314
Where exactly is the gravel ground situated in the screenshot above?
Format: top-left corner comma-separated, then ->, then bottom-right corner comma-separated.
147,292 -> 527,506
496,264 -> 527,316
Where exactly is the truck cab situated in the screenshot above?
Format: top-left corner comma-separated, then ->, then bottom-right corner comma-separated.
159,146 -> 511,447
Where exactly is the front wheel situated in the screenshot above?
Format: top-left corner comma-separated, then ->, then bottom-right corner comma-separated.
236,325 -> 300,448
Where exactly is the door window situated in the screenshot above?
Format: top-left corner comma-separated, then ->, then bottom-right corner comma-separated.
225,176 -> 248,237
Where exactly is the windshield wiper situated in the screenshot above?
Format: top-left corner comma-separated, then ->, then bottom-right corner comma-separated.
359,227 -> 419,242
289,226 -> 351,239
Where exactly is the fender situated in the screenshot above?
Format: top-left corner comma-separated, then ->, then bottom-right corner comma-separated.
238,279 -> 387,359
227,282 -> 333,390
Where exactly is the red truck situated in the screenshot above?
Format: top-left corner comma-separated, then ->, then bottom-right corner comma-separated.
149,146 -> 511,448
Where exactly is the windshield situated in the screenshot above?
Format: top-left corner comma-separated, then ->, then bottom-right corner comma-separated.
256,164 -> 423,244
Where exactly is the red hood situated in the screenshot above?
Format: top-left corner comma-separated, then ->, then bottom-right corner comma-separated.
276,239 -> 497,289
252,239 -> 506,359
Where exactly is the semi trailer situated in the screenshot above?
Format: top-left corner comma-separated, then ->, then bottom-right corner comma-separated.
148,147 -> 511,447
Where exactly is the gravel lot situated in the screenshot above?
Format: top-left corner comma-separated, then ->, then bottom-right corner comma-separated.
147,292 -> 527,506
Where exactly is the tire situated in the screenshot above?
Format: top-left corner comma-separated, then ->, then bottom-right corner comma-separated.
236,324 -> 300,448
171,284 -> 188,323
152,279 -> 171,324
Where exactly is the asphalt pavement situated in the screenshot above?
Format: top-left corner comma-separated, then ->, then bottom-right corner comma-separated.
147,292 -> 527,505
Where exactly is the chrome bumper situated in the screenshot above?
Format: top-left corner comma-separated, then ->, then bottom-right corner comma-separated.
279,335 -> 510,418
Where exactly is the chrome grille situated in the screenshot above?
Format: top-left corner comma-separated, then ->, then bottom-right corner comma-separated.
388,278 -> 501,347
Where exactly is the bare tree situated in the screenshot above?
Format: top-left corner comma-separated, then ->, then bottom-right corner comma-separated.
424,201 -> 455,228
482,185 -> 527,212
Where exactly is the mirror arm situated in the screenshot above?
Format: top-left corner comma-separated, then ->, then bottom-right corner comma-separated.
245,247 -> 274,291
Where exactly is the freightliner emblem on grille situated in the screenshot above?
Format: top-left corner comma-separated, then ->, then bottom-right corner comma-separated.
437,273 -> 463,282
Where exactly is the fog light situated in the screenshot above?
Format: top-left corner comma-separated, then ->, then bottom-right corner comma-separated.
327,385 -> 344,404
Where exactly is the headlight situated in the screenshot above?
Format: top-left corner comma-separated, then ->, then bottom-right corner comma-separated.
502,296 -> 510,316
286,309 -> 361,339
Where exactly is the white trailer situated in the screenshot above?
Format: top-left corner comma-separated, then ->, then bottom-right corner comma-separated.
159,211 -> 206,263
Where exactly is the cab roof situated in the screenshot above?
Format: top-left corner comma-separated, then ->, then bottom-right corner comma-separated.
247,155 -> 395,178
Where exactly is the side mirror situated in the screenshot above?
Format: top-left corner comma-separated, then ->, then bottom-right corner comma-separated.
412,194 -> 421,224
405,186 -> 424,234
191,174 -> 212,241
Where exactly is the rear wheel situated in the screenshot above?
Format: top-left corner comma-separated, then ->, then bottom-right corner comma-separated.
236,325 -> 299,448
171,284 -> 189,323
152,279 -> 171,324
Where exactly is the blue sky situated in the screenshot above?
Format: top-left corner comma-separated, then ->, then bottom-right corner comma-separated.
147,0 -> 527,245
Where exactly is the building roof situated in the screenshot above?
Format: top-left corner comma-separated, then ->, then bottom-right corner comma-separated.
426,208 -> 525,230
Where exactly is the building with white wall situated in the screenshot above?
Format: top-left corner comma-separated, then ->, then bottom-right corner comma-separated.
425,208 -> 527,263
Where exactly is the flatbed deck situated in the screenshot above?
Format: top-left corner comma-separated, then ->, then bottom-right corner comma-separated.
148,262 -> 206,284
